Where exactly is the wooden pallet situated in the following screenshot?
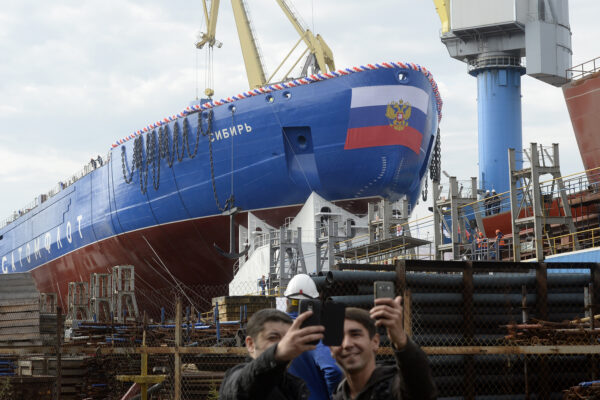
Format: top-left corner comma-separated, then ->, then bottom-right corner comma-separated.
19,356 -> 88,399
0,273 -> 57,346
211,296 -> 275,321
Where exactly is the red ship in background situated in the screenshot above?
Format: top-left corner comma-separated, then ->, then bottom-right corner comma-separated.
563,57 -> 600,180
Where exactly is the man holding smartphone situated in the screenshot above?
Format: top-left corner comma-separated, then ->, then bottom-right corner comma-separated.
218,308 -> 325,399
329,297 -> 437,400
285,274 -> 343,400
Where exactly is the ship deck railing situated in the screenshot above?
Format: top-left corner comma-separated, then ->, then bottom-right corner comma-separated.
334,235 -> 432,262
567,56 -> 600,81
0,151 -> 111,230
544,226 -> 600,255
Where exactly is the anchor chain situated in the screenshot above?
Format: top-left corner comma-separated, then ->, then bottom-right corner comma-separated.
422,129 -> 441,202
204,109 -> 228,212
121,111 -> 213,195
430,129 -> 441,183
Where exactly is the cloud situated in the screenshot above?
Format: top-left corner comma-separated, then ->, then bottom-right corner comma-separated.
0,144 -> 82,219
0,105 -> 20,117
0,0 -> 598,221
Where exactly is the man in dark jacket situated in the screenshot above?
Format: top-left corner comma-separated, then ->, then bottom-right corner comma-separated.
330,298 -> 437,400
219,308 -> 325,400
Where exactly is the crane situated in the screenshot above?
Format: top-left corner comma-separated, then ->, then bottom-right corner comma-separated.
195,0 -> 335,91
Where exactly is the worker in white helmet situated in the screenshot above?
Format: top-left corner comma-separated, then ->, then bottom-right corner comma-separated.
284,273 -> 320,299
484,190 -> 492,216
284,274 -> 343,400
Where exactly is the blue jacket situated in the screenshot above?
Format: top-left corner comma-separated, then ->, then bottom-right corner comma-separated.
288,312 -> 343,399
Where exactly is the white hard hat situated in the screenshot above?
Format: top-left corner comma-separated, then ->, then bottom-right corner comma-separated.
284,274 -> 319,299
486,190 -> 490,194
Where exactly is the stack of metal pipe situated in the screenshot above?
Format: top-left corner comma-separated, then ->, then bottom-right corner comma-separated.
311,266 -> 595,398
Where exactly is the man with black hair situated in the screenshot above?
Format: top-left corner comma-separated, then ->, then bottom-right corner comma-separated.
219,308 -> 324,400
329,298 -> 437,400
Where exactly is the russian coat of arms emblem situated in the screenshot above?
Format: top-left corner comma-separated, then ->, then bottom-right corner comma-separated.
385,100 -> 412,131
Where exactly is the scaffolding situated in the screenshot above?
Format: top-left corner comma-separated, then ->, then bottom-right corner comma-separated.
334,198 -> 429,264
112,266 -> 139,323
433,176 -> 480,260
39,293 -> 57,314
315,215 -> 351,274
67,282 -> 90,321
509,143 -> 579,261
90,273 -> 112,322
268,227 -> 306,292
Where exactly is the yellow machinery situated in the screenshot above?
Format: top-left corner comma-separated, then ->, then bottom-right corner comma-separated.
432,0 -> 450,34
195,0 -> 335,90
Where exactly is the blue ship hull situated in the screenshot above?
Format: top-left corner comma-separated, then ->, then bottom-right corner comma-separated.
0,64 -> 441,308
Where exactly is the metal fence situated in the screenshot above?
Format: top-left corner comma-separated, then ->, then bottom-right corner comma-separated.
320,260 -> 599,399
0,260 -> 597,399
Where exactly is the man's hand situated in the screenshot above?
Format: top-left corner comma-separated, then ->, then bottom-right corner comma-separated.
370,296 -> 408,350
274,311 -> 325,362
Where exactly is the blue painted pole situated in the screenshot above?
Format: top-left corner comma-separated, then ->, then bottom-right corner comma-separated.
473,66 -> 525,194
215,302 -> 221,343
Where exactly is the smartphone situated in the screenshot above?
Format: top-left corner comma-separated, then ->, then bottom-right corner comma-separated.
299,299 -> 322,345
374,281 -> 395,301
374,281 -> 395,336
322,302 -> 345,346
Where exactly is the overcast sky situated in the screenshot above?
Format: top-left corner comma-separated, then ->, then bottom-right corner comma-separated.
0,0 -> 598,222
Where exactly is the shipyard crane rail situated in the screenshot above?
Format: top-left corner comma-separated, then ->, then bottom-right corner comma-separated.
195,0 -> 335,90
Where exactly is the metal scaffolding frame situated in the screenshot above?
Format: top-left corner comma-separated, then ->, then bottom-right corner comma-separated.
509,143 -> 579,261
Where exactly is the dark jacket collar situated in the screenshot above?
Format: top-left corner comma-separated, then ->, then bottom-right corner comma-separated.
339,365 -> 398,399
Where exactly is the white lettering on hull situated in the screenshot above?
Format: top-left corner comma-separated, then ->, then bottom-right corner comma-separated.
66,222 -> 72,243
210,123 -> 253,142
1,214 -> 84,273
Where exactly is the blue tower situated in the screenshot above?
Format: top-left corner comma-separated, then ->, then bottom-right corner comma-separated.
434,0 -> 572,195
471,58 -> 525,192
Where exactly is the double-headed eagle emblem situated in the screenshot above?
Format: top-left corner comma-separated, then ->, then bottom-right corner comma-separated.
385,100 -> 412,131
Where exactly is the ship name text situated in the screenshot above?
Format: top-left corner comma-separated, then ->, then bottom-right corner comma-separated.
211,123 -> 253,142
1,215 -> 83,273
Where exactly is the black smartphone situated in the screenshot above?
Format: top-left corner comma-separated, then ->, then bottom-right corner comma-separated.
299,299 -> 322,326
374,281 -> 395,301
373,281 -> 395,336
299,299 -> 322,345
322,302 -> 345,346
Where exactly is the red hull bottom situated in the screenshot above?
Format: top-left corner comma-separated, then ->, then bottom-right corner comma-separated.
29,198 -> 374,315
31,215 -> 236,314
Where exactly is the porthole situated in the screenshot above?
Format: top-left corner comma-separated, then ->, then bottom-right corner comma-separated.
297,135 -> 307,149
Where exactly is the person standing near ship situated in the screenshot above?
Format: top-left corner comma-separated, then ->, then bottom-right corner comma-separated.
495,229 -> 505,260
483,190 -> 491,216
491,190 -> 499,214
259,275 -> 267,295
476,231 -> 488,260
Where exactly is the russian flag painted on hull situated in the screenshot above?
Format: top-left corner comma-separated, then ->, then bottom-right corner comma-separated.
344,85 -> 430,154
